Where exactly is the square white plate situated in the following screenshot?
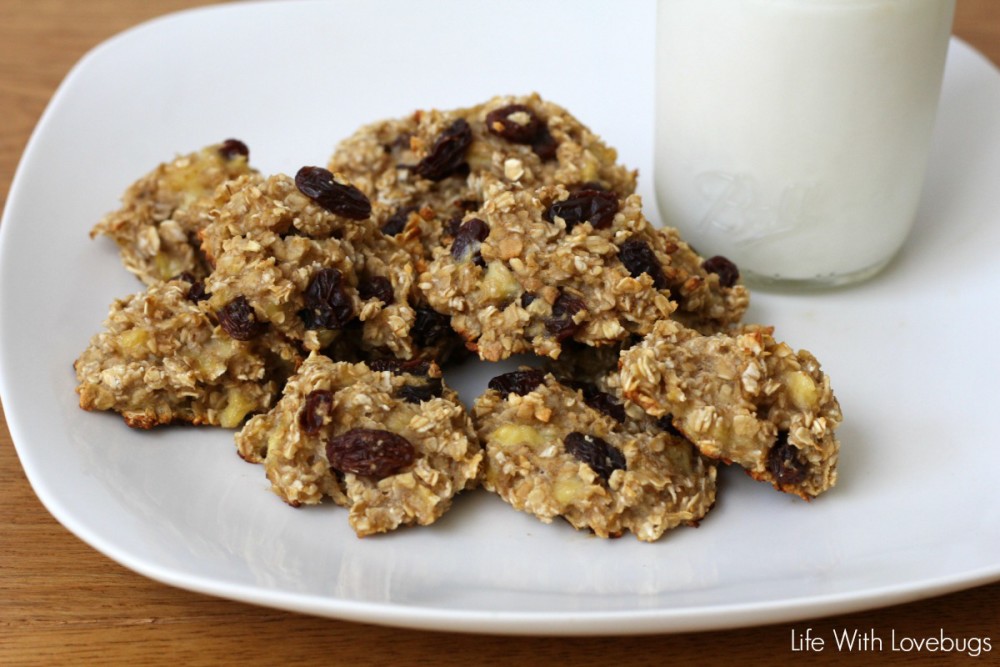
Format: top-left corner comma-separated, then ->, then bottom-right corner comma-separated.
2,0 -> 999,635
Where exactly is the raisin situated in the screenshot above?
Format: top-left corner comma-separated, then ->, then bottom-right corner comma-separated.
520,292 -> 536,307
451,218 -> 489,267
488,369 -> 547,397
702,255 -> 740,288
358,276 -> 394,305
545,291 -> 587,342
217,296 -> 266,341
174,272 -> 210,303
294,166 -> 372,220
219,138 -> 249,160
299,389 -> 334,435
531,124 -> 558,161
396,378 -> 444,404
566,381 -> 626,424
767,431 -> 810,486
656,415 -> 685,438
300,268 -> 354,330
585,392 -> 626,424
618,238 -> 667,289
326,428 -> 416,479
543,189 -> 619,231
368,358 -> 432,376
411,306 -> 451,348
186,281 -> 209,303
413,119 -> 472,182
382,205 -> 417,236
485,104 -> 543,144
564,432 -> 625,482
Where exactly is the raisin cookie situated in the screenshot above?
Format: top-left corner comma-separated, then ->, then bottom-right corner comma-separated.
473,369 -> 716,541
235,353 -> 482,536
328,93 -> 638,267
198,171 -> 425,359
420,180 -> 747,361
91,140 -> 257,284
619,319 -> 841,499
74,279 -> 299,429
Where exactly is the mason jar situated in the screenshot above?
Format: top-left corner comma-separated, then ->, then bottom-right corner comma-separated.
654,0 -> 956,287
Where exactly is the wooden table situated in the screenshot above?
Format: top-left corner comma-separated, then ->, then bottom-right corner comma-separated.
2,1 -> 997,664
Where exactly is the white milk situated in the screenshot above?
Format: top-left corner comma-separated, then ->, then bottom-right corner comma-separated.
655,0 -> 955,286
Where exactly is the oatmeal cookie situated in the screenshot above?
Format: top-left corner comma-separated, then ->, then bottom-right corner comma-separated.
198,171 -> 425,359
619,320 -> 841,499
473,369 -> 716,541
419,180 -> 747,361
328,93 -> 638,267
235,353 -> 482,536
91,140 -> 257,284
74,280 -> 299,429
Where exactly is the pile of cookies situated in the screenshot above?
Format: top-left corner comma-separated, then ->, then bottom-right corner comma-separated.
75,93 -> 842,540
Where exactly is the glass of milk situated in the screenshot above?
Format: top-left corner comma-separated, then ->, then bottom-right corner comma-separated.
655,0 -> 956,287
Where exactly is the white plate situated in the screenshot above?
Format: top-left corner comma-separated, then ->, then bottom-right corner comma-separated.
2,0 -> 999,636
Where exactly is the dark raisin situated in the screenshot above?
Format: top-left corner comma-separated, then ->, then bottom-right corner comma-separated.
618,238 -> 667,289
485,104 -> 543,144
520,292 -> 536,307
174,272 -> 210,303
299,390 -> 334,435
767,431 -> 810,486
543,190 -> 619,231
413,119 -> 472,182
368,358 -> 432,376
294,166 -> 372,220
326,428 -> 415,479
382,205 -> 417,236
217,296 -> 266,341
300,268 -> 354,330
565,381 -> 626,424
531,124 -> 558,161
396,378 -> 444,404
219,138 -> 249,160
588,393 -> 627,423
488,369 -> 547,397
702,255 -> 740,288
656,415 -> 685,438
358,276 -> 394,305
545,291 -> 587,342
186,281 -> 209,303
564,432 -> 625,482
411,306 -> 451,348
451,218 -> 489,267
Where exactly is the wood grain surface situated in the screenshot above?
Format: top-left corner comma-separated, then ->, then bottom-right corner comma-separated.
2,1 -> 998,665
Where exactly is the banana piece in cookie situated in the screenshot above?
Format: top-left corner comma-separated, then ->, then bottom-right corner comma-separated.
91,140 -> 257,284
74,279 -> 298,429
474,369 -> 716,541
619,320 -> 841,499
